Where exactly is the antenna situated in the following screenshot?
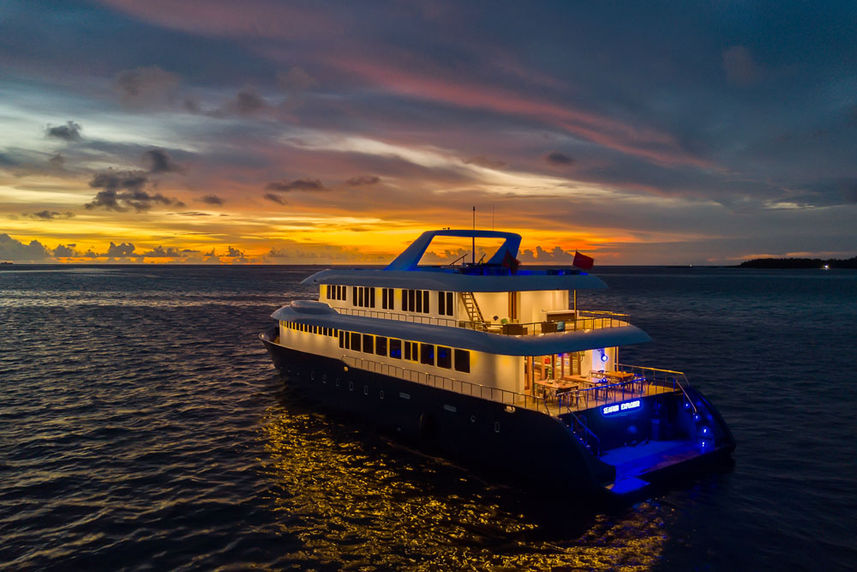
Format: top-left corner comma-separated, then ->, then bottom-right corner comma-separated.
471,206 -> 476,264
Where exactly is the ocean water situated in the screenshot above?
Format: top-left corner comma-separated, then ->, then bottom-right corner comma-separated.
1,265 -> 855,570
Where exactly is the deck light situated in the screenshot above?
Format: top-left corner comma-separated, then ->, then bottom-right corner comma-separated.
701,426 -> 710,436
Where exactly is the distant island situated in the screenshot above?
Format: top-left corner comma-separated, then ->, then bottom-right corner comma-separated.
740,256 -> 857,269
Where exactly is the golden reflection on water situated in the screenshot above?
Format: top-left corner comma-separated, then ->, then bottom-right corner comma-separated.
260,402 -> 669,570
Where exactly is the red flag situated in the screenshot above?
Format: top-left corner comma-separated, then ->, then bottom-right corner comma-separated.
573,250 -> 594,270
501,249 -> 520,274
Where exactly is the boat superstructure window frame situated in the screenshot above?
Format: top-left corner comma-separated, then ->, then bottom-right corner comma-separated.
402,289 -> 430,314
381,287 -> 395,310
437,291 -> 454,316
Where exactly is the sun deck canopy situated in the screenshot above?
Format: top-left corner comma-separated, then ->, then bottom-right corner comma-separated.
302,268 -> 605,291
272,301 -> 650,356
386,229 -> 522,271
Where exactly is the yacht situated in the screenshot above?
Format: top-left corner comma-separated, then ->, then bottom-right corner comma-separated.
260,229 -> 734,498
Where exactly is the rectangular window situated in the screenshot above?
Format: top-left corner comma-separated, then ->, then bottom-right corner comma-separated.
420,343 -> 434,366
351,332 -> 361,352
389,338 -> 402,359
437,346 -> 452,369
343,331 -> 350,349
389,288 -> 395,309
423,291 -> 430,313
415,289 -> 422,312
454,349 -> 470,373
370,287 -> 376,308
376,336 -> 387,356
438,291 -> 445,315
362,334 -> 374,354
352,286 -> 357,306
339,331 -> 345,348
446,292 -> 453,316
401,289 -> 408,311
404,341 -> 412,360
408,289 -> 416,312
358,287 -> 364,307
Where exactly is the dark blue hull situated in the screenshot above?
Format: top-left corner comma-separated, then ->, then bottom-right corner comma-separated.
261,336 -> 615,495
261,335 -> 734,499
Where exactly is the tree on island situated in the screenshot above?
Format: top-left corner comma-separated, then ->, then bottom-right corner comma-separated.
739,256 -> 857,269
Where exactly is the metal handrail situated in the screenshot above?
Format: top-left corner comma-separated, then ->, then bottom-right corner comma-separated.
341,355 -> 546,412
565,408 -> 601,455
337,307 -> 457,327
616,363 -> 697,414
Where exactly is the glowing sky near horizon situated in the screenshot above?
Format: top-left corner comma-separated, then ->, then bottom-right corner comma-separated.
1,0 -> 856,264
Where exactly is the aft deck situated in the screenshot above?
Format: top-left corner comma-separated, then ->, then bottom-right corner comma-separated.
342,356 -> 690,418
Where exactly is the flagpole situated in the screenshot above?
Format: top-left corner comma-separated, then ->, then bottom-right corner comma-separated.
471,206 -> 475,265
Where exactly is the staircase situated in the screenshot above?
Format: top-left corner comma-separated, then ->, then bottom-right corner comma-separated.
460,292 -> 485,329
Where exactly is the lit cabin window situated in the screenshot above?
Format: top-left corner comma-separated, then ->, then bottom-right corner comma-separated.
376,336 -> 387,356
437,346 -> 452,369
420,343 -> 434,366
389,339 -> 402,359
454,349 -> 470,373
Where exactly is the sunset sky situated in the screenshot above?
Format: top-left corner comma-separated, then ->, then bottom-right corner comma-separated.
2,0 -> 856,264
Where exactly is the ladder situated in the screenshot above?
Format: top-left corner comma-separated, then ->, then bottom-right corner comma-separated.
460,291 -> 485,329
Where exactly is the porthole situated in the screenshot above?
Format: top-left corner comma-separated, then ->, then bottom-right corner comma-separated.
494,421 -> 501,433
379,390 -> 385,400
470,415 -> 477,424
363,385 -> 369,396
348,380 -> 354,391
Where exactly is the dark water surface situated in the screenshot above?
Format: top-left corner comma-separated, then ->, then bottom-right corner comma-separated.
1,265 -> 855,570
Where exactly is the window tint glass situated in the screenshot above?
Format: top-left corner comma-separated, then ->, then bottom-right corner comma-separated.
362,334 -> 374,353
389,338 -> 402,359
351,332 -> 361,352
454,349 -> 470,373
376,336 -> 387,356
437,346 -> 451,368
420,343 -> 434,365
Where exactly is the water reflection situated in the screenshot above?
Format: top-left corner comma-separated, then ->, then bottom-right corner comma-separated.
259,391 -> 669,570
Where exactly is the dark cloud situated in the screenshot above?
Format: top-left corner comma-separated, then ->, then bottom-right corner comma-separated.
346,175 -> 380,186
49,153 -> 65,169
52,244 -> 77,257
519,246 -> 573,263
465,156 -> 507,169
114,66 -> 180,108
263,193 -> 287,205
225,87 -> 267,115
0,233 -> 50,262
141,245 -> 191,257
225,246 -> 244,258
198,194 -> 224,205
45,121 -> 82,141
545,152 -> 574,166
86,170 -> 184,212
174,211 -> 213,216
143,148 -> 183,173
26,210 -> 74,220
0,153 -> 18,167
105,241 -> 136,258
266,178 -> 326,192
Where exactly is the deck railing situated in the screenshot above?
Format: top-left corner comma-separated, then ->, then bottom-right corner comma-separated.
333,306 -> 629,337
339,355 -> 691,419
341,355 -> 549,414
615,363 -> 697,414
